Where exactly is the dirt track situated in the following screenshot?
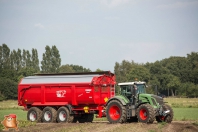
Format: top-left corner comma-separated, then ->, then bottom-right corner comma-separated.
3,121 -> 198,132
11,121 -> 198,132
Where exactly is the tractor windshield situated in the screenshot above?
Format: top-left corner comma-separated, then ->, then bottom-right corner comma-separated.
136,84 -> 146,94
119,84 -> 146,96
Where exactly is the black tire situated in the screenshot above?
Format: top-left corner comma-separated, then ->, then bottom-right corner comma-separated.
42,107 -> 57,123
27,107 -> 42,122
156,104 -> 174,123
106,100 -> 127,123
57,107 -> 69,123
78,114 -> 94,123
137,104 -> 155,123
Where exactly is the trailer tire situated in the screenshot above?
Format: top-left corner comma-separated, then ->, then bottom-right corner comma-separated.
27,107 -> 42,122
42,107 -> 57,123
106,100 -> 127,123
156,104 -> 173,123
57,107 -> 69,123
137,104 -> 155,123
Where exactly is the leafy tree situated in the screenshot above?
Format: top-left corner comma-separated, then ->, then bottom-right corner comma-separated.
114,60 -> 134,83
126,65 -> 150,83
167,75 -> 180,96
95,68 -> 103,72
31,48 -> 40,72
26,50 -> 32,68
0,78 -> 18,99
51,45 -> 61,73
22,49 -> 27,67
0,45 -> 2,70
1,44 -> 10,69
69,64 -> 91,72
59,64 -> 75,73
41,45 -> 61,73
187,52 -> 198,84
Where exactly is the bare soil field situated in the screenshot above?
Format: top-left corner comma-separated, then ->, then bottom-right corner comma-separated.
3,121 -> 198,132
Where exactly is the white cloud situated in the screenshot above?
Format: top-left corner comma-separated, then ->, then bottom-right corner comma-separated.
100,0 -> 130,8
34,23 -> 44,29
157,1 -> 198,9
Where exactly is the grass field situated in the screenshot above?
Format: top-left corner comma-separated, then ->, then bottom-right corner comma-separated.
0,100 -> 23,110
164,98 -> 198,108
173,108 -> 198,120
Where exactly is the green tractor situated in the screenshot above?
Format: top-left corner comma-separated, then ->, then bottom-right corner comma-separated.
105,81 -> 173,123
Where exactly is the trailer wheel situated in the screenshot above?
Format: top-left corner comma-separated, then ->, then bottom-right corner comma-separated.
42,107 -> 57,123
57,107 -> 69,123
78,114 -> 94,123
106,100 -> 127,123
27,107 -> 42,122
156,104 -> 173,123
137,104 -> 155,123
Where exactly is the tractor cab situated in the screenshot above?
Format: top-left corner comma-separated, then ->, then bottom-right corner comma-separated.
118,81 -> 146,103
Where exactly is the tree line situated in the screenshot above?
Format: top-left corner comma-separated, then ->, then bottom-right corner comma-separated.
0,43 -> 198,100
114,52 -> 198,98
0,44 -> 91,100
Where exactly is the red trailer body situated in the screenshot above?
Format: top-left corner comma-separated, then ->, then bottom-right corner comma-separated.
18,71 -> 115,123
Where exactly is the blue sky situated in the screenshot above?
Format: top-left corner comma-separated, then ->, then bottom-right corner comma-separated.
0,0 -> 198,71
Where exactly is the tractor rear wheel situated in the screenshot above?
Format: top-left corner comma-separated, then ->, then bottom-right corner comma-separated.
137,104 -> 155,123
27,107 -> 42,122
106,100 -> 127,123
42,107 -> 57,123
57,107 -> 69,123
156,104 -> 173,123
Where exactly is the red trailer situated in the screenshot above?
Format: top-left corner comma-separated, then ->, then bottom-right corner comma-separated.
18,71 -> 115,123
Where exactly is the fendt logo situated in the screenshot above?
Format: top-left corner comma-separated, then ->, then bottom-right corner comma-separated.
56,90 -> 66,98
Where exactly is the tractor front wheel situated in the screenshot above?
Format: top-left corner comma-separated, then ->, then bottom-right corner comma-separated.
137,104 -> 155,123
156,104 -> 173,123
106,100 -> 127,123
